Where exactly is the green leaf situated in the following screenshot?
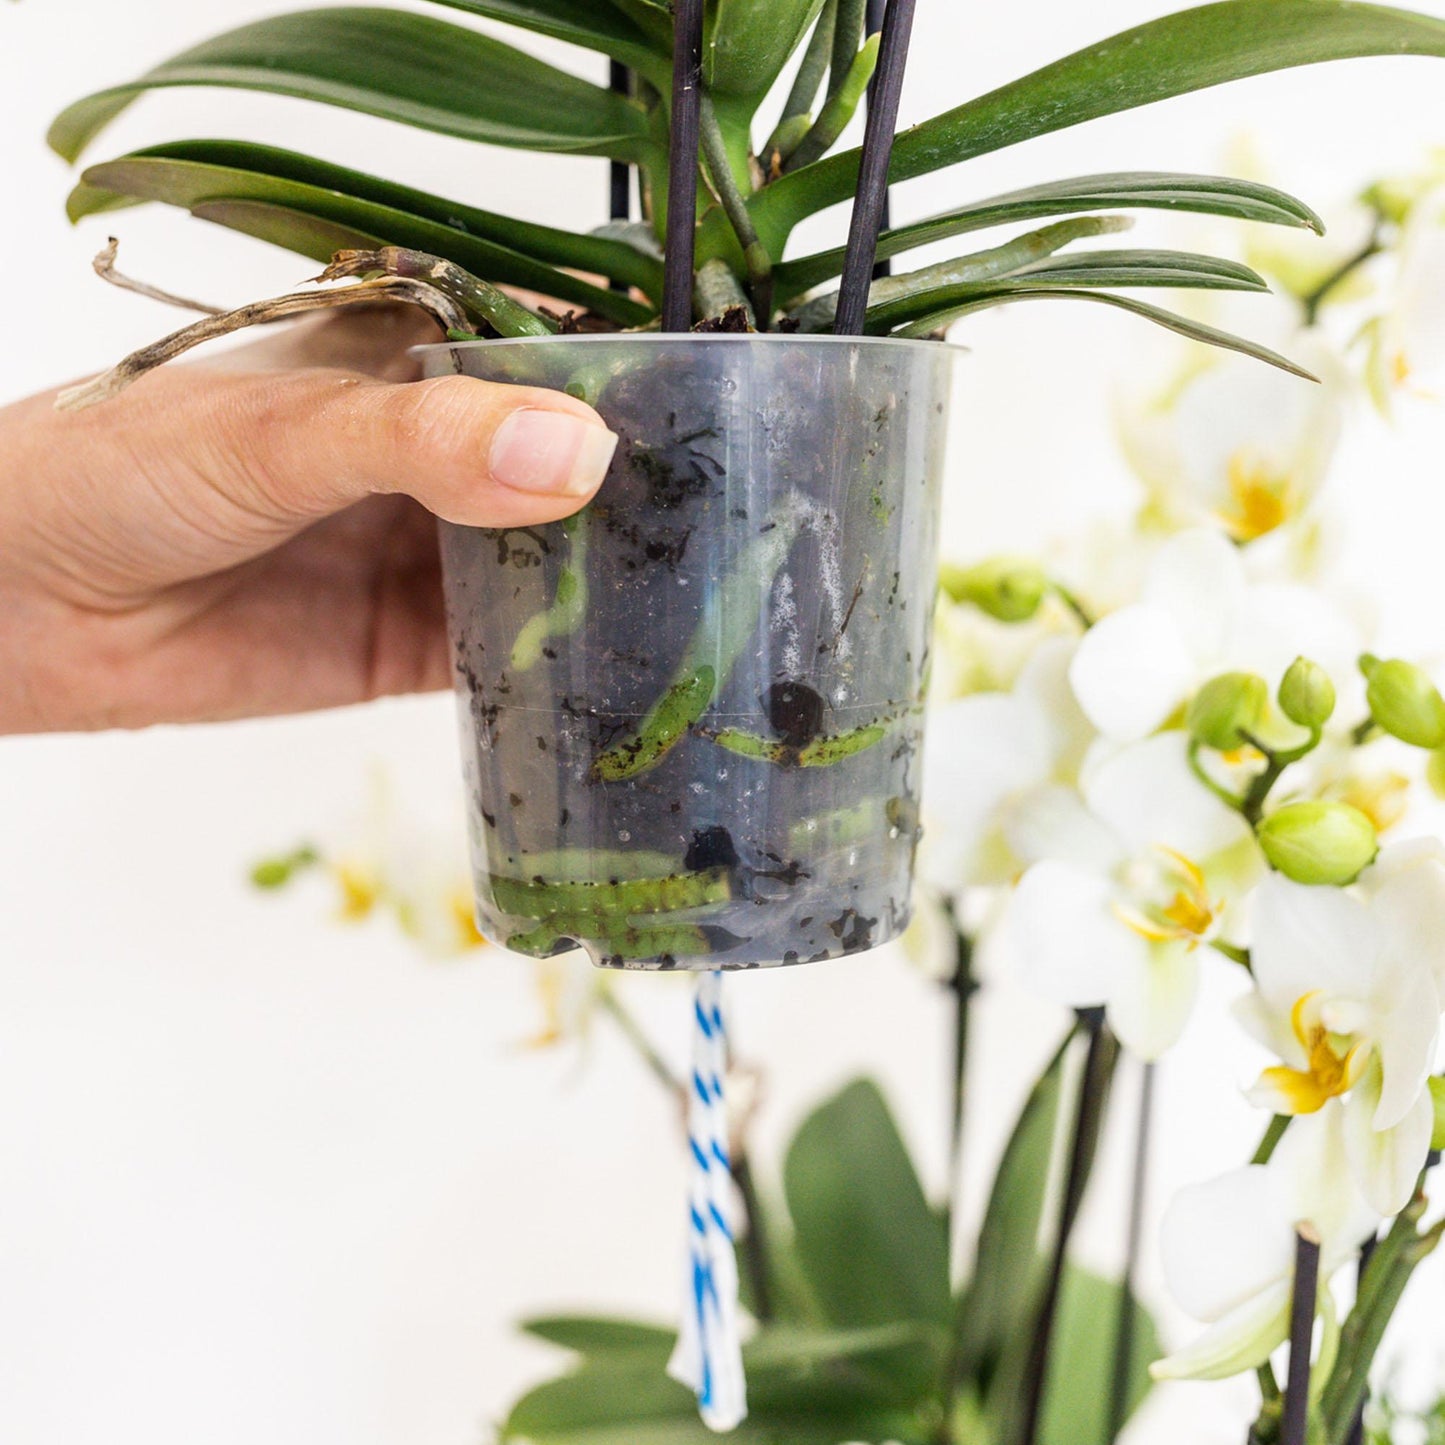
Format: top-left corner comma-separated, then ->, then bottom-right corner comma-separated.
500,1330 -> 932,1444
892,287 -> 1319,379
419,0 -> 668,82
49,8 -> 658,166
70,145 -> 656,325
951,1035 -> 1069,1390
521,1317 -> 676,1359
704,0 -> 826,97
782,1079 -> 950,1332
1038,1268 -> 1161,1445
862,247 -> 1269,331
772,171 -> 1324,297
751,0 -> 1445,249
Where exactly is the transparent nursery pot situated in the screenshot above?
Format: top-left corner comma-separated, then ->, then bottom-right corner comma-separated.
421,334 -> 957,969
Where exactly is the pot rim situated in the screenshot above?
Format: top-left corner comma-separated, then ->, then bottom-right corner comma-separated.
412,331 -> 968,359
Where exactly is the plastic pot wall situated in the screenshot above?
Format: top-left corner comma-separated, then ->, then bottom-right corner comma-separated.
423,334 -> 956,969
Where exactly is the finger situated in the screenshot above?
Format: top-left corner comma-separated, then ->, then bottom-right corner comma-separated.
210,367 -> 620,532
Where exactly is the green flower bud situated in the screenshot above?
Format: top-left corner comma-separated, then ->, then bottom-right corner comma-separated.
1258,801 -> 1378,886
1360,655 -> 1445,749
1430,1077 -> 1445,1154
1277,657 -> 1336,730
1188,672 -> 1268,751
1428,749 -> 1445,801
938,557 -> 1049,623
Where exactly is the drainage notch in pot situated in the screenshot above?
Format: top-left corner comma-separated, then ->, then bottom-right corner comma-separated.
430,333 -> 956,970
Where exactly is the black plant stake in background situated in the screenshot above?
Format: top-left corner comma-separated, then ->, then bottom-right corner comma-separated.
1282,1227 -> 1323,1445
662,0 -> 704,333
864,0 -> 893,278
834,0 -> 918,336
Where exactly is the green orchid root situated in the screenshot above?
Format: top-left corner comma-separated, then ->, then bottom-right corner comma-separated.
510,513 -> 589,671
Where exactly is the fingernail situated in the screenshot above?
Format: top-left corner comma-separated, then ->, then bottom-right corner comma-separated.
489,409 -> 618,496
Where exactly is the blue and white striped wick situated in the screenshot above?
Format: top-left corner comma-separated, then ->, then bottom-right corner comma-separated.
667,969 -> 747,1431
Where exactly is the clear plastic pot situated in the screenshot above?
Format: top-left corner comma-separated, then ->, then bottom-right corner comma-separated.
422,334 -> 957,969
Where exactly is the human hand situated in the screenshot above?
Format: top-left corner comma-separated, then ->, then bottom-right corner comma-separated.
0,306 -> 617,733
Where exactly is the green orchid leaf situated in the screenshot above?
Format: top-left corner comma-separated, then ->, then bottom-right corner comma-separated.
71,146 -> 656,326
862,248 -> 1269,331
752,0 -> 1445,250
500,1329 -> 932,1444
894,287 -> 1318,379
782,1079 -> 950,1332
419,0 -> 668,82
772,171 -> 1324,297
950,1035 -> 1069,1391
520,1317 -> 676,1358
49,8 -> 658,166
791,215 -> 1134,330
1037,1268 -> 1161,1445
704,0 -> 826,98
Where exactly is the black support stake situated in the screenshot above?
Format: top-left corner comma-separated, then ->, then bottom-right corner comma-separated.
1281,1227 -> 1322,1445
833,0 -> 916,335
864,0 -> 892,277
662,0 -> 705,333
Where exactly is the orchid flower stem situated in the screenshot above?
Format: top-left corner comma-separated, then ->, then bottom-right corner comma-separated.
1051,583 -> 1094,630
1017,1010 -> 1119,1445
1211,939 -> 1253,969
1108,1059 -> 1157,1442
1300,221 -> 1384,329
945,924 -> 976,1255
1238,727 -> 1321,827
1320,1182 -> 1442,1444
1343,1235 -> 1378,1445
730,1149 -> 775,1323
1281,1226 -> 1322,1445
1189,739 -> 1248,812
1350,717 -> 1380,746
598,988 -> 684,1097
1253,1114 -> 1291,1165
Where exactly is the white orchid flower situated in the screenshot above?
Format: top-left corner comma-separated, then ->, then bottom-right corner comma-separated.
1153,1105 -> 1380,1382
1237,847 -> 1445,1214
1116,328 -> 1346,545
1366,183 -> 1445,413
1069,528 -> 1358,742
920,637 -> 1093,890
992,731 -> 1255,1058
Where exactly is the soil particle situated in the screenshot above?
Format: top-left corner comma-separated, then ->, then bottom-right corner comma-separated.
686,825 -> 739,872
828,908 -> 878,953
765,680 -> 825,747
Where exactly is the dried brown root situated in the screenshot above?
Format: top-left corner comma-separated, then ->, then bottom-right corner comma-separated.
92,237 -> 226,316
56,275 -> 473,413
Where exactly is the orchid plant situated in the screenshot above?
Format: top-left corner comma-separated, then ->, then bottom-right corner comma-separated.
254,148 -> 1445,1442
41,0 -> 1445,386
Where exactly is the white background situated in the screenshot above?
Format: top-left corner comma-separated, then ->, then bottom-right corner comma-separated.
4,2 -> 1445,1441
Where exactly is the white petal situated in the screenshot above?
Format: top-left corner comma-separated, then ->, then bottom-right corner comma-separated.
1142,528 -> 1247,662
1159,1166 -> 1291,1321
1227,583 -> 1359,689
1001,784 -> 1124,872
1367,958 -> 1438,1131
1233,988 -> 1308,1071
1001,861 -> 1142,1008
1249,875 -> 1379,1020
1150,1282 -> 1292,1383
1344,1078 -> 1432,1217
1107,941 -> 1200,1060
1084,731 -> 1250,862
1363,839 -> 1445,994
1015,635 -> 1094,777
1069,605 -> 1195,741
921,693 -> 1053,887
1270,1106 -> 1382,1261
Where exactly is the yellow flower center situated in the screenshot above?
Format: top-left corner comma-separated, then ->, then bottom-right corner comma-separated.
1112,847 -> 1219,947
1255,991 -> 1367,1114
334,861 -> 381,920
1218,454 -> 1297,542
1333,772 -> 1410,835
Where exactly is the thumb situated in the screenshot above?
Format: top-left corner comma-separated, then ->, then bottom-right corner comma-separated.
238,369 -> 619,529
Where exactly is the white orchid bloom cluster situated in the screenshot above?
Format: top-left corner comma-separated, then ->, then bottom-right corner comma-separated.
920,154 -> 1445,1415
